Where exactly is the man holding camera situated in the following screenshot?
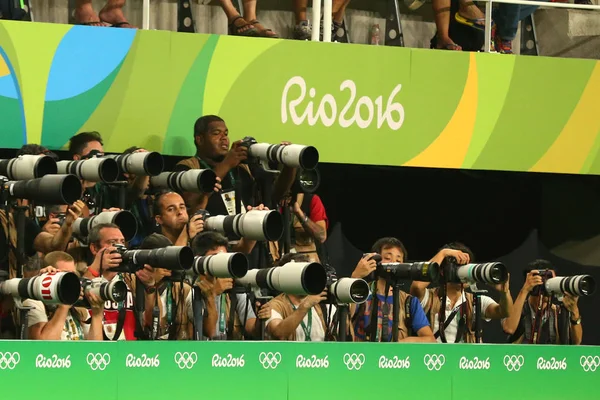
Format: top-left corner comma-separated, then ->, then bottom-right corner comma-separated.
266,253 -> 332,341
153,190 -> 205,247
351,238 -> 435,342
79,223 -> 137,340
176,115 -> 296,215
192,231 -> 271,340
33,200 -> 86,255
25,251 -> 104,340
502,260 -> 582,345
411,243 -> 512,343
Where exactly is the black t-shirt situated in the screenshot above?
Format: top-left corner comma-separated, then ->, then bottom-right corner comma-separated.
0,217 -> 41,274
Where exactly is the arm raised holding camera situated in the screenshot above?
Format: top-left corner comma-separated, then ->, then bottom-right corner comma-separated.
34,201 -> 85,254
502,270 -> 542,335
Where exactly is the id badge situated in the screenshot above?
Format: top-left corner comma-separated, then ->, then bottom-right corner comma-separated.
221,191 -> 246,216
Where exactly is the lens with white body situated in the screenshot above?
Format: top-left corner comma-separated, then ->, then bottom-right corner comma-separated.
2,174 -> 82,204
72,210 -> 138,241
82,278 -> 127,302
204,210 -> 284,241
329,278 -> 369,304
545,275 -> 596,297
150,169 -> 217,193
0,155 -> 57,180
455,262 -> 508,285
107,152 -> 164,176
0,272 -> 81,305
191,253 -> 248,278
236,262 -> 327,295
57,158 -> 119,183
248,143 -> 319,170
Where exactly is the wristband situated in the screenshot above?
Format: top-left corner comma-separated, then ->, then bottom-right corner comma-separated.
88,267 -> 100,278
302,215 -> 309,224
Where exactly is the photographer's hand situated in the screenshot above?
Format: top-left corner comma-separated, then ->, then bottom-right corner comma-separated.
187,213 -> 205,240
257,301 -> 272,320
299,291 -> 328,310
135,265 -> 156,288
502,271 -> 542,336
562,294 -> 579,315
351,254 -> 377,279
64,200 -> 85,227
86,292 -> 105,341
223,140 -> 248,169
41,218 -> 61,235
523,270 -> 543,293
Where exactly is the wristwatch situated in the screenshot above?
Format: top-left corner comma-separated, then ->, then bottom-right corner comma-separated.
145,286 -> 156,294
570,317 -> 581,325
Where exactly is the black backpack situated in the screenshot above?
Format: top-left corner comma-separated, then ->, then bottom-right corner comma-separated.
430,0 -> 485,52
0,0 -> 27,20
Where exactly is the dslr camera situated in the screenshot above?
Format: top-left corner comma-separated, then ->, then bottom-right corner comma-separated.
530,269 -> 595,297
372,254 -> 440,283
324,264 -> 369,305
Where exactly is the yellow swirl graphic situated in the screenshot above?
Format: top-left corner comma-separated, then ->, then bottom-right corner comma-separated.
404,52 -> 478,168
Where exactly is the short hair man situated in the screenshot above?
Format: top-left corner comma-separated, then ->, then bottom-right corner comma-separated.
266,253 -> 332,341
351,237 -> 435,342
176,115 -> 297,215
25,251 -> 104,340
411,243 -> 513,343
192,231 -> 271,339
80,223 -> 137,340
502,260 -> 583,345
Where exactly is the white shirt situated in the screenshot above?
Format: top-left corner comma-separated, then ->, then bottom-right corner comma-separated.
266,304 -> 337,342
23,299 -> 90,341
421,289 -> 496,343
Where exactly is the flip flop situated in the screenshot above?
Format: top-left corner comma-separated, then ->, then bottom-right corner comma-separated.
102,21 -> 134,28
78,21 -> 107,27
455,12 -> 486,31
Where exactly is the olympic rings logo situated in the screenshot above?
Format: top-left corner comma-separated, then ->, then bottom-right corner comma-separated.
174,352 -> 198,370
343,353 -> 365,370
86,353 -> 111,371
259,352 -> 282,369
423,354 -> 445,371
580,356 -> 600,372
0,352 -> 20,370
503,355 -> 524,372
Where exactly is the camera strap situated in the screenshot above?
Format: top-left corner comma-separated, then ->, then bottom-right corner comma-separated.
434,304 -> 462,341
219,294 -> 227,336
65,309 -> 85,340
286,294 -> 312,341
103,275 -> 126,341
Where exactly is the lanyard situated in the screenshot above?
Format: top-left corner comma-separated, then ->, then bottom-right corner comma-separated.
166,282 -> 173,326
286,295 -> 312,341
218,294 -> 227,334
65,310 -> 84,340
198,158 -> 236,189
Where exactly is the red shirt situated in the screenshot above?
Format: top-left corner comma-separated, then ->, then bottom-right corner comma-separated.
309,194 -> 329,229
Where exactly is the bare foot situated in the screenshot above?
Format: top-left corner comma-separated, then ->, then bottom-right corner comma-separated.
99,0 -> 135,28
74,2 -> 109,26
458,2 -> 485,26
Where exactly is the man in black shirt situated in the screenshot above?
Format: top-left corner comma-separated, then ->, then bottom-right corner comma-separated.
176,115 -> 297,216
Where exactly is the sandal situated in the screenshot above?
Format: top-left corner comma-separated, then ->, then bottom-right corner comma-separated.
249,20 -> 279,38
78,21 -> 108,27
455,2 -> 486,31
109,21 -> 134,28
228,16 -> 258,36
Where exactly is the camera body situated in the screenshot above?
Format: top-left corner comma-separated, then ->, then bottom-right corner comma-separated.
111,243 -> 128,256
78,277 -> 127,308
324,264 -> 369,305
371,254 -> 440,283
55,213 -> 66,226
531,269 -> 555,297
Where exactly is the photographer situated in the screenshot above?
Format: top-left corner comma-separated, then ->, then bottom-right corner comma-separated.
33,201 -> 85,255
266,253 -> 330,341
176,115 -> 296,215
78,223 -> 136,340
192,232 -> 271,340
153,190 -> 205,247
285,192 -> 328,263
135,233 -> 193,340
502,260 -> 582,345
411,243 -> 512,343
24,251 -> 104,340
351,238 -> 435,342
0,208 -> 40,279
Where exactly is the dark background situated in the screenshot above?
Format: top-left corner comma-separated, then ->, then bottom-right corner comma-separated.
2,148 -> 600,344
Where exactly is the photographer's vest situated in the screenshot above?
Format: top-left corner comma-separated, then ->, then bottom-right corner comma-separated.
516,301 -> 565,345
155,281 -> 192,340
0,210 -> 18,279
269,294 -> 326,341
291,193 -> 320,263
177,156 -> 280,263
423,288 -> 476,343
353,288 -> 412,341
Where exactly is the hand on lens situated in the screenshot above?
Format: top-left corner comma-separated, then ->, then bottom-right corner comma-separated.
492,272 -> 510,293
562,293 -> 579,312
87,292 -> 105,311
280,141 -> 292,146
213,177 -> 222,193
135,264 -> 156,288
351,253 -> 377,279
443,249 -> 470,265
224,141 -> 248,168
42,218 -> 61,235
247,204 -> 269,212
101,246 -> 122,269
102,208 -> 122,213
300,291 -> 327,310
133,148 -> 148,153
38,266 -> 59,275
65,200 -> 85,227
188,214 -> 205,239
214,278 -> 233,296
257,301 -> 271,320
523,270 -> 544,293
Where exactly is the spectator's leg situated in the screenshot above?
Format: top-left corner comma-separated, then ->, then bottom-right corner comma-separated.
433,0 -> 461,50
219,0 -> 257,36
99,0 -> 134,27
456,0 -> 485,29
333,0 -> 350,24
493,3 -> 522,53
244,0 -> 279,38
74,0 -> 108,26
293,0 -> 312,40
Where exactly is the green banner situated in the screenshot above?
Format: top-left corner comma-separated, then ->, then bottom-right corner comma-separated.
0,341 -> 599,399
1,21 -> 600,174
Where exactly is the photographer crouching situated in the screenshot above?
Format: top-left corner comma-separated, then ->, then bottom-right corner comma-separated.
350,237 -> 435,342
411,243 -> 513,343
503,260 -> 588,345
23,252 -> 104,340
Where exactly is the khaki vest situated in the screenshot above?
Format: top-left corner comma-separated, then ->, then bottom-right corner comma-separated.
423,288 -> 476,343
269,293 -> 326,341
0,210 -> 19,279
291,193 -> 319,263
156,281 -> 192,340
